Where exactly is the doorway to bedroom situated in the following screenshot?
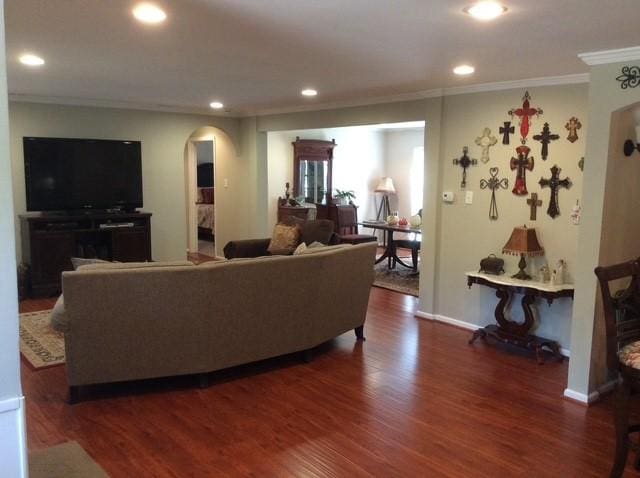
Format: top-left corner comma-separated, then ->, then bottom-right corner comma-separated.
194,140 -> 215,257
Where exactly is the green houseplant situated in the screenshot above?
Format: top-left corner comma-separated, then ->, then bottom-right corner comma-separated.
334,189 -> 356,205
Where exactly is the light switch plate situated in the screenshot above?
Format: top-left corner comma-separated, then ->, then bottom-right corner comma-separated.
224,178 -> 229,188
465,191 -> 473,204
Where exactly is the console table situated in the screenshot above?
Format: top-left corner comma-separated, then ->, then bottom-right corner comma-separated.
466,271 -> 574,364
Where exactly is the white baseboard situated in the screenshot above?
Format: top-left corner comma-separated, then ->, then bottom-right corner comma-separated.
0,396 -> 27,478
415,310 -> 571,357
564,379 -> 618,404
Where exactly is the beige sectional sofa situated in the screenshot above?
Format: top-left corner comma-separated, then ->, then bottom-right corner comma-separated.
56,242 -> 376,402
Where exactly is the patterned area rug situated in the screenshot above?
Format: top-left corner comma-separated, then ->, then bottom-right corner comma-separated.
19,309 -> 65,369
373,261 -> 419,297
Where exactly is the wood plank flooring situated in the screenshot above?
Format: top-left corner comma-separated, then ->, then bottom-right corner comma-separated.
20,289 -> 632,477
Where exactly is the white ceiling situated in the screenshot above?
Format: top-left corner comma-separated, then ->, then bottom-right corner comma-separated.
4,0 -> 639,116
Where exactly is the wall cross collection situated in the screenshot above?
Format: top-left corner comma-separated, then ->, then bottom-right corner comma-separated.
539,165 -> 572,218
532,122 -> 559,160
527,193 -> 543,221
480,167 -> 508,220
475,127 -> 497,163
510,145 -> 534,196
452,146 -> 477,188
450,90 -> 582,223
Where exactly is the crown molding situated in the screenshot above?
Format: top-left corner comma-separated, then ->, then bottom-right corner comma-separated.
579,46 -> 640,66
8,72 -> 590,119
249,73 -> 589,117
7,93 -> 238,118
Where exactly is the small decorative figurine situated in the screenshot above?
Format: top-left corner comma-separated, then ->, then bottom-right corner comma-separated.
499,121 -> 515,145
578,157 -> 584,172
540,264 -> 551,283
508,91 -> 543,143
510,145 -> 535,196
539,165 -> 572,218
527,192 -> 543,221
550,269 -> 558,286
475,127 -> 498,163
570,200 -> 582,225
556,260 -> 566,284
480,167 -> 509,220
285,182 -> 291,201
565,117 -> 582,143
452,146 -> 478,189
532,122 -> 560,160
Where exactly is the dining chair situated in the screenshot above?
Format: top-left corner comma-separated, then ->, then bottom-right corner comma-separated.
595,258 -> 640,478
335,205 -> 377,245
393,209 -> 422,272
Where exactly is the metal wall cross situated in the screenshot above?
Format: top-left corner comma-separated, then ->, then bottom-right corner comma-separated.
508,91 -> 543,142
475,127 -> 497,163
480,167 -> 508,220
527,193 -> 543,221
532,122 -> 559,160
510,145 -> 534,196
539,165 -> 572,218
452,146 -> 477,188
499,121 -> 515,145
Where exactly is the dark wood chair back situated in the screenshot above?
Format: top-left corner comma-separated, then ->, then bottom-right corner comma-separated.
595,259 -> 640,371
336,205 -> 359,236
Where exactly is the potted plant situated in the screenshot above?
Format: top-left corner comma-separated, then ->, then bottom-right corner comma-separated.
334,189 -> 356,205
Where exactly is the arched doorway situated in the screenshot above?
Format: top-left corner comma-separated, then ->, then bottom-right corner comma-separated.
184,126 -> 236,259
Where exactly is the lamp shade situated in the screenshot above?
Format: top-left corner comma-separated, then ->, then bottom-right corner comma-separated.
375,177 -> 396,194
502,226 -> 544,257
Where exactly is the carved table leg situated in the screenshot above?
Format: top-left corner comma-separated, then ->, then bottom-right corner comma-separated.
468,328 -> 487,345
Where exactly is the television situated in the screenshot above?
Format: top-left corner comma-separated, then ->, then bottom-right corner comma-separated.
24,137 -> 143,212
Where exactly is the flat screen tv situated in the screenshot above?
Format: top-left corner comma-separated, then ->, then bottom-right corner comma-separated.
24,137 -> 143,212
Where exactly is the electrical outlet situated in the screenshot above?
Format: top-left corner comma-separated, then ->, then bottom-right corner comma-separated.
465,191 -> 473,204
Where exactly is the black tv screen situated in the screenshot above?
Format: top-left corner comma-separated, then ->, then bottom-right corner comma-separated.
24,137 -> 143,212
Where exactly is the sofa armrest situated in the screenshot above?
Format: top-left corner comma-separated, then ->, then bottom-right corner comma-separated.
223,238 -> 271,259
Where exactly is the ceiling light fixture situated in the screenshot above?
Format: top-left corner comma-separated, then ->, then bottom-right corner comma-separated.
464,1 -> 507,21
301,89 -> 318,97
132,3 -> 167,24
209,101 -> 224,110
19,53 -> 45,67
453,64 -> 475,76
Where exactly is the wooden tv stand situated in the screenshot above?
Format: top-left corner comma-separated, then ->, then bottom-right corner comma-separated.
20,212 -> 152,298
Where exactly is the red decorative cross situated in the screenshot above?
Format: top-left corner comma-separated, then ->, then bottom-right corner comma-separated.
508,91 -> 543,142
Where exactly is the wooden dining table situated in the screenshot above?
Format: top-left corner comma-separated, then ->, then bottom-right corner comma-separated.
359,221 -> 421,270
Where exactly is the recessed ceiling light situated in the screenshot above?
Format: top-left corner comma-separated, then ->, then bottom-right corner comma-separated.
132,3 -> 167,24
19,53 -> 45,67
453,64 -> 475,76
301,89 -> 318,97
464,1 -> 507,21
209,101 -> 224,109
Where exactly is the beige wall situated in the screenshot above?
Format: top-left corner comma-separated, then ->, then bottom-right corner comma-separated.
568,60 -> 640,397
9,102 -> 243,262
438,85 -> 588,350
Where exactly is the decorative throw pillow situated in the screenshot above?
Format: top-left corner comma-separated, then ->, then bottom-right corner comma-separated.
267,223 -> 301,255
70,257 -> 110,270
293,242 -> 308,255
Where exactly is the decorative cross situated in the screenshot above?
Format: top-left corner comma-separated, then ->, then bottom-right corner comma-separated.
565,117 -> 582,143
509,145 -> 535,196
508,91 -> 543,142
499,121 -> 515,145
452,146 -> 477,189
475,127 -> 498,163
527,193 -> 543,221
532,122 -> 559,160
480,167 -> 508,220
578,156 -> 584,172
539,165 -> 572,219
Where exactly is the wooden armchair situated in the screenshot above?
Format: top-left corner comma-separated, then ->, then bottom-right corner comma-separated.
335,205 -> 377,245
595,259 -> 640,477
393,209 -> 422,272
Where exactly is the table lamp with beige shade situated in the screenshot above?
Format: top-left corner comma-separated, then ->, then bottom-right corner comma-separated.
374,177 -> 396,222
502,225 -> 544,280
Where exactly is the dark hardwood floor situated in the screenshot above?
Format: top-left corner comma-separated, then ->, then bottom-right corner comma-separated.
20,288 -> 632,477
